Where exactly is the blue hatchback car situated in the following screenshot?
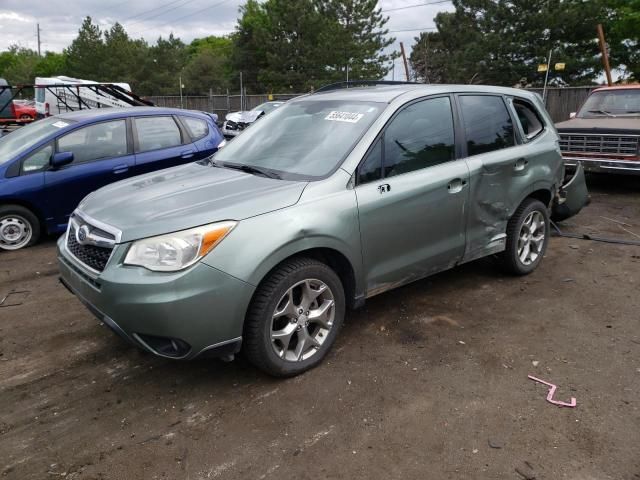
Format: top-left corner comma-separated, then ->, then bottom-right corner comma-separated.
0,107 -> 224,250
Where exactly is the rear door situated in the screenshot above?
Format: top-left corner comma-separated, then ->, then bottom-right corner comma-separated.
455,94 -> 532,261
355,95 -> 469,296
133,115 -> 194,175
178,115 -> 220,159
43,118 -> 134,228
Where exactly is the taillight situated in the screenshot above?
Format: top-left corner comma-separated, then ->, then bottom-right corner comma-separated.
45,103 -> 50,116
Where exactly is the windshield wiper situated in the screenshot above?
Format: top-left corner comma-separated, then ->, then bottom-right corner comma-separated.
587,109 -> 616,117
216,161 -> 281,179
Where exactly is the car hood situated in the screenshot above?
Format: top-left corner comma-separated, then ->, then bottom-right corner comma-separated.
225,110 -> 263,124
556,117 -> 640,134
78,162 -> 307,242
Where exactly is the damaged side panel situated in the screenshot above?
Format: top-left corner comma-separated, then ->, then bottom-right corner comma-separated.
461,130 -> 562,263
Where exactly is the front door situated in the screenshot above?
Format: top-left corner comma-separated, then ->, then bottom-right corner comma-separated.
355,96 -> 469,296
43,118 -> 134,229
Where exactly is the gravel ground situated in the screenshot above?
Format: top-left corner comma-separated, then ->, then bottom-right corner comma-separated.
1,174 -> 639,480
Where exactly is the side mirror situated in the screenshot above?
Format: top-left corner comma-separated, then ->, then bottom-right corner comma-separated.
569,112 -> 577,119
51,151 -> 74,169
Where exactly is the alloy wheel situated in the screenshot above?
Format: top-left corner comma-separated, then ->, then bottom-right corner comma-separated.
270,278 -> 335,362
517,211 -> 545,266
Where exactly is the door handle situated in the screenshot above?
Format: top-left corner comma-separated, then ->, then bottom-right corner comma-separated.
447,178 -> 467,194
181,150 -> 195,159
514,158 -> 529,171
377,184 -> 391,194
112,164 -> 129,175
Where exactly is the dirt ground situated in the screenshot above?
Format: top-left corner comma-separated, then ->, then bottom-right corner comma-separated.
1,174 -> 639,480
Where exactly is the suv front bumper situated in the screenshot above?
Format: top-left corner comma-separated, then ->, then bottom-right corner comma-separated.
57,236 -> 255,360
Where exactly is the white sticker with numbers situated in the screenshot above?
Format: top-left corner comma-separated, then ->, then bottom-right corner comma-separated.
51,121 -> 70,128
324,111 -> 364,123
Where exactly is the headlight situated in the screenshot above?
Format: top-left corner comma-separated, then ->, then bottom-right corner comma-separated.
124,221 -> 236,272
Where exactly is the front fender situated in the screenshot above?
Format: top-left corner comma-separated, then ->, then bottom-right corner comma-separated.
201,188 -> 364,298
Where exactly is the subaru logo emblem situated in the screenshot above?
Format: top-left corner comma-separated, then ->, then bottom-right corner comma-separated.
76,225 -> 90,245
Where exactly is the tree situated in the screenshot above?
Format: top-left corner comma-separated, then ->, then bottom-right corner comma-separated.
64,16 -> 107,79
137,34 -> 187,95
231,0 -> 271,92
184,36 -> 234,93
103,23 -> 149,87
320,0 -> 396,82
608,0 -> 640,80
409,0 -> 614,86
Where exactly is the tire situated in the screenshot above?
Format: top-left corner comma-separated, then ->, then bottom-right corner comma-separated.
497,198 -> 549,276
243,257 -> 345,377
19,114 -> 32,121
0,205 -> 41,251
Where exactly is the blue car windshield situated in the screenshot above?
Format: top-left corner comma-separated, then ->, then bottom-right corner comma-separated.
0,117 -> 75,166
214,99 -> 385,180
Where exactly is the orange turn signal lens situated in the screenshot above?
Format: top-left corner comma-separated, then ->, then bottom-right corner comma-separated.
198,222 -> 236,256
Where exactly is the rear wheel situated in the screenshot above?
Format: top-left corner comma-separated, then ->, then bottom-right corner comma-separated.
243,257 -> 345,377
497,198 -> 549,275
19,114 -> 33,122
0,205 -> 40,251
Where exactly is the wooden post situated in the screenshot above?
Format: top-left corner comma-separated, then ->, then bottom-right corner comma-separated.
400,42 -> 410,81
597,24 -> 613,87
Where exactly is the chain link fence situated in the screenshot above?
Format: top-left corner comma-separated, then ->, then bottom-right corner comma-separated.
147,87 -> 595,123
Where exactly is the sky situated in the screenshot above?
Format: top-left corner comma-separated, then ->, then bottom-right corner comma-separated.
0,0 -> 455,79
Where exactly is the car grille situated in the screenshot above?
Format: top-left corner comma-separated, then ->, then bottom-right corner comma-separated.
66,221 -> 115,273
559,133 -> 640,158
225,120 -> 248,131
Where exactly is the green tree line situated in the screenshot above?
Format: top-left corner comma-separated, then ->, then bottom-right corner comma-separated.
1,0 -> 637,96
0,0 -> 394,95
409,0 -> 640,86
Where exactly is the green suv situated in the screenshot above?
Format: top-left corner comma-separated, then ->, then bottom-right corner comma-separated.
58,83 -> 588,376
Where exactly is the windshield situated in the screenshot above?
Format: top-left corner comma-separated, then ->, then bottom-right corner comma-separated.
578,89 -> 640,118
214,99 -> 385,180
0,117 -> 74,166
252,102 -> 284,114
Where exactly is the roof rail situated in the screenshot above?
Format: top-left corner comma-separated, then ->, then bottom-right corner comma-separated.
315,80 -> 421,93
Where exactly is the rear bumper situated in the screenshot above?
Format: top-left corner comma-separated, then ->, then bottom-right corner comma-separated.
552,162 -> 590,222
57,236 -> 254,360
564,157 -> 640,175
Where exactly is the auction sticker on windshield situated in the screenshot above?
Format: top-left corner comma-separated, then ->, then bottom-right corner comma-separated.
325,111 -> 364,123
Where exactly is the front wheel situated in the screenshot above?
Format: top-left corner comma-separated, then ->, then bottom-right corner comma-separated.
497,198 -> 549,275
243,257 -> 345,377
0,205 -> 41,251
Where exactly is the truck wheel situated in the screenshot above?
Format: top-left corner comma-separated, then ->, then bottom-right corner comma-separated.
243,257 -> 345,377
497,198 -> 549,275
0,205 -> 41,251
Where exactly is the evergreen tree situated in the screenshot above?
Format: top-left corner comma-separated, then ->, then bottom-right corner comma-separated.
410,0 -> 614,86
64,17 -> 107,79
320,0 -> 396,82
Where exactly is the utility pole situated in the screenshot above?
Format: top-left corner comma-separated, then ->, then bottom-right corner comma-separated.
36,23 -> 41,57
179,74 -> 184,109
239,71 -> 243,111
542,49 -> 552,104
400,42 -> 410,81
597,24 -> 613,87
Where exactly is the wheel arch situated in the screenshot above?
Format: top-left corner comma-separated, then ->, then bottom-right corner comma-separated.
0,199 -> 46,231
248,245 -> 361,311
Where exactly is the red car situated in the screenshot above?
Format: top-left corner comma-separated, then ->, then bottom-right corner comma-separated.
12,100 -> 36,123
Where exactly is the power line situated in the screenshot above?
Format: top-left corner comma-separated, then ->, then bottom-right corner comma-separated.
381,0 -> 452,13
124,0 -> 204,27
130,0 -> 235,36
387,26 -> 438,33
120,0 -> 189,24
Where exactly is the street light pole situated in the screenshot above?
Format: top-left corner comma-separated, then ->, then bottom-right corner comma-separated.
542,49 -> 552,105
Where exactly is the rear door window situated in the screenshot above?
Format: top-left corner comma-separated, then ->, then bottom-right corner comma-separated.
57,120 -> 128,163
135,116 -> 182,152
459,95 -> 515,156
181,116 -> 209,140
